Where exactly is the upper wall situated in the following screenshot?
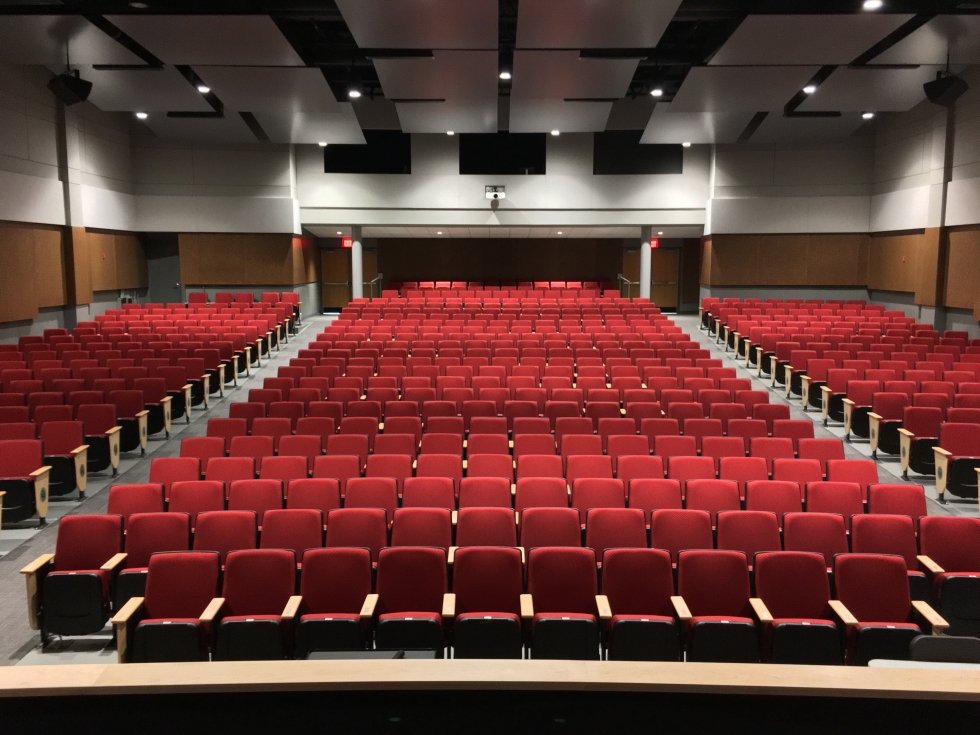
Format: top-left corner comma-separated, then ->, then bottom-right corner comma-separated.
297,133 -> 710,229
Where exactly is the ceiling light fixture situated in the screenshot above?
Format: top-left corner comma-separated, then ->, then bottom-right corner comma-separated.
336,231 -> 342,235
682,141 -> 691,147
447,130 -> 454,136
658,231 -> 664,235
437,231 -> 443,235
499,71 -> 512,80
129,1 -> 148,7
557,231 -> 563,235
650,88 -> 663,97
862,112 -> 875,120
551,130 -> 560,136
197,85 -> 210,94
803,84 -> 817,94
135,111 -> 148,120
318,141 -> 328,147
862,0 -> 883,9
348,88 -> 362,99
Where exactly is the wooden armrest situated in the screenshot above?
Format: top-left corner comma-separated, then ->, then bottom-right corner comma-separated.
135,410 -> 149,419
282,595 -> 302,621
518,546 -> 525,564
897,428 -> 914,438
867,413 -> 883,422
182,384 -> 193,392
110,596 -> 145,626
670,595 -> 692,622
105,426 -> 122,436
100,552 -> 128,572
29,466 -> 51,481
820,386 -> 832,394
917,555 -> 945,575
596,594 -> 612,621
160,396 -> 172,404
934,447 -> 952,458
360,593 -> 379,620
200,597 -> 225,624
912,600 -> 949,635
749,597 -> 773,624
828,599 -> 857,626
520,593 -> 534,620
447,546 -> 457,565
842,398 -> 855,407
451,510 -> 457,525
442,593 -> 456,618
71,444 -> 90,457
20,554 -> 54,575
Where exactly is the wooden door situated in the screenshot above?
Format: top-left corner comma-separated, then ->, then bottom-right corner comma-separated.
363,250 -> 379,298
621,249 -> 640,298
321,248 -> 350,309
650,248 -> 679,310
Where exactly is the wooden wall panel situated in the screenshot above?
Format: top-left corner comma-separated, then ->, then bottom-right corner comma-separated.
681,239 -> 702,305
867,231 -> 922,294
180,233 -> 304,286
710,234 -> 760,286
700,237 -> 712,285
0,222 -> 39,323
87,230 -> 117,293
759,235 -> 807,285
115,233 -> 148,290
945,227 -> 980,311
290,236 -> 320,285
66,227 -> 93,306
33,227 -> 67,308
377,239 -> 623,285
806,234 -> 869,286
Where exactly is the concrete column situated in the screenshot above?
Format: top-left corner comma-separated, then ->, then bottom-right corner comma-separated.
351,225 -> 364,300
639,226 -> 652,300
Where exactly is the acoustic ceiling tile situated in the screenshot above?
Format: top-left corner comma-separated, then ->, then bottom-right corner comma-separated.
335,0 -> 498,49
395,100 -> 497,134
106,15 -> 304,65
797,65 -> 951,112
74,65 -> 213,112
253,105 -> 366,145
0,15 -> 142,65
196,67 -> 339,113
516,0 -> 682,49
640,106 -> 755,144
669,66 -> 821,113
512,51 -> 638,100
874,15 -> 980,65
141,112 -> 259,143
509,99 -> 613,133
373,51 -> 498,101
748,112 -> 869,145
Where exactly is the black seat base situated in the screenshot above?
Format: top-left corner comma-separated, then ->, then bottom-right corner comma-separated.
769,622 -> 842,665
608,619 -> 680,661
937,576 -> 980,638
0,478 -> 37,524
134,621 -> 207,662
851,626 -> 920,666
688,621 -> 760,663
215,619 -> 286,660
531,617 -> 599,660
295,618 -> 365,659
453,616 -> 523,659
41,572 -> 109,638
376,618 -> 444,657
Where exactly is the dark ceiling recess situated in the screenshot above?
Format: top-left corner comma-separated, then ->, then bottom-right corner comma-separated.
459,132 -> 546,176
324,130 -> 411,174
593,132 -> 682,175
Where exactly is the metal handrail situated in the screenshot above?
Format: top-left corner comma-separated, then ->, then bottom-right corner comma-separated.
618,273 -> 639,299
366,273 -> 383,299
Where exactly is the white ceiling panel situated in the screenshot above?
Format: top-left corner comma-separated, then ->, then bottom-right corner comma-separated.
68,65 -> 213,112
509,99 -> 612,133
748,112 -> 869,145
196,67 -> 339,113
335,0 -> 497,49
709,14 -> 913,66
874,15 -> 980,65
512,51 -> 638,99
516,0 -> 682,48
374,51 -> 498,100
798,65 -> 950,112
106,15 -> 304,65
396,100 -> 497,133
254,105 -> 366,145
670,66 -> 820,112
0,15 -> 142,65
640,105 -> 754,144
141,113 -> 259,143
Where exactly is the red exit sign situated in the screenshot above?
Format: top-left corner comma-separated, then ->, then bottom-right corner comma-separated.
651,238 -> 659,249
342,238 -> 353,248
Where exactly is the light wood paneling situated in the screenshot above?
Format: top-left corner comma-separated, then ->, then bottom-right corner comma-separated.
86,230 -> 148,292
806,233 -> 869,286
180,233 -> 306,286
867,231 -> 923,294
0,222 -> 39,323
33,227 -> 66,309
946,227 -> 980,312
115,233 -> 148,290
66,227 -> 93,306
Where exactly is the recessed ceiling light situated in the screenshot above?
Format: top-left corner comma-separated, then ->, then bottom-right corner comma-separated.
556,231 -> 563,235
862,112 -> 875,120
318,141 -> 328,147
650,88 -> 663,97
437,231 -> 443,235
447,130 -> 454,136
863,0 -> 883,9
682,141 -> 691,147
135,111 -> 148,120
337,231 -> 342,235
348,88 -> 362,99
129,1 -> 148,7
803,84 -> 817,94
499,71 -> 512,80
196,85 -> 210,94
658,231 -> 664,235
551,130 -> 560,136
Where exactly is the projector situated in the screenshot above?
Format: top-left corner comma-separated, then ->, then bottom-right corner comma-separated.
47,71 -> 92,106
486,185 -> 506,200
924,73 -> 968,108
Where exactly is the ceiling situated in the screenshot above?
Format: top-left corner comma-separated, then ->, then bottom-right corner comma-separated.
307,225 -> 702,239
0,1 -> 976,145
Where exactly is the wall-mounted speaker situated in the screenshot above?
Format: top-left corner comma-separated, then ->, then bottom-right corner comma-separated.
923,73 -> 968,107
47,71 -> 93,106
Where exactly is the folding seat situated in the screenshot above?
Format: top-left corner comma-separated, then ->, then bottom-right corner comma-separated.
652,435 -> 696,461
192,510 -> 258,565
369,547 -> 449,655
180,436 -> 225,473
228,479 -> 284,526
834,553 -> 945,665
169,480 -> 226,528
682,418 -> 722,453
325,434 -> 369,472
866,393 -> 910,459
512,432 -> 556,459
566,454 -> 614,485
365,453 -> 413,492
109,390 -> 150,455
324,507 -> 387,564
918,516 -> 980,637
156,367 -> 193,422
465,416 -> 504,436
448,547 -> 524,659
0,422 -> 35,440
749,404 -> 788,437
205,456 -> 255,490
851,514 -> 927,600
416,432 -> 463,459
265,402 -> 303,433
229,401 -> 265,433
826,458 -> 878,496
753,551 -> 842,665
466,453 -> 515,484
896,406 -> 942,480
525,547 -> 600,660
560,433 -> 603,460
514,478 -> 569,514
665,455 -> 715,496
38,421 -> 88,497
716,510 -> 781,568
727,418 -> 767,453
149,456 -> 200,501
230,435 -> 275,473
782,512 -> 847,568
383,414 -> 422,442
867,483 -> 926,519
717,456 -> 767,500
615,453 -> 664,485
933,422 -> 980,500
260,456 -> 309,488
520,507 -> 581,548
797,438 -> 845,478
21,514 -> 122,643
570,478 -> 626,525
390,507 -> 453,552
649,509 -> 713,565
415,454 -> 463,493
685,480 -> 740,526
285,478 -> 341,519
674,550 -> 760,662
107,483 -> 165,525
626,479 -> 682,524
585,507 -> 647,565
458,477 -> 512,508
344,477 -> 398,526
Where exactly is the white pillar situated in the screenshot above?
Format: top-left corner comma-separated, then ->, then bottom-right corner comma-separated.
639,226 -> 652,300
351,225 -> 364,300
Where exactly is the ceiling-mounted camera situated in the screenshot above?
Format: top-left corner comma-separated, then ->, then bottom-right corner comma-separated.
486,185 -> 506,200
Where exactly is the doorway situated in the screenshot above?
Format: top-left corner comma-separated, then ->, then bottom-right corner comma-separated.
321,248 -> 350,310
650,248 -> 679,311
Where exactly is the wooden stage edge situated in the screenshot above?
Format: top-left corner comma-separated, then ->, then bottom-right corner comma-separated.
2,660 -> 979,701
